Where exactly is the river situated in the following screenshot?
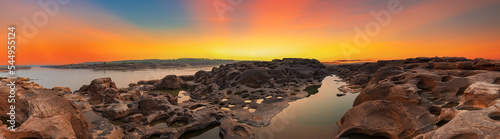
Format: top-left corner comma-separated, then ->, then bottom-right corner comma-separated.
1,67 -> 361,139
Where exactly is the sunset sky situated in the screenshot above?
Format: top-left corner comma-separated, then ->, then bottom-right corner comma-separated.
1,0 -> 500,65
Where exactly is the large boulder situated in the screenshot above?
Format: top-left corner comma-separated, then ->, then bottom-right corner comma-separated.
416,106 -> 500,139
462,82 -> 500,109
155,75 -> 182,90
236,69 -> 271,88
0,78 -> 92,139
336,100 -> 434,139
79,77 -> 119,103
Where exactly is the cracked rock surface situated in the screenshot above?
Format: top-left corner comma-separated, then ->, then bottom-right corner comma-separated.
0,77 -> 92,139
330,57 -> 500,139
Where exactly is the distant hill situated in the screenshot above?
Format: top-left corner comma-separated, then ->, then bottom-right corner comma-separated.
81,58 -> 236,65
42,58 -> 238,70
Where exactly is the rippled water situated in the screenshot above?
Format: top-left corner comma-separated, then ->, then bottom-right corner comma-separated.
1,67 -> 360,139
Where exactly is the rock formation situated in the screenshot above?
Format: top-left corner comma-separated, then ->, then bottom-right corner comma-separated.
66,58 -> 328,139
184,58 -> 328,126
0,77 -> 92,138
331,57 -> 500,139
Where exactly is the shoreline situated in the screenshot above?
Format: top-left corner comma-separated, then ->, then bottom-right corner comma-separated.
1,57 -> 499,138
0,58 -> 329,139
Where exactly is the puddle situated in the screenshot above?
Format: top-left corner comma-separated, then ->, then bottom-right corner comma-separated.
304,85 -> 321,95
148,89 -> 191,103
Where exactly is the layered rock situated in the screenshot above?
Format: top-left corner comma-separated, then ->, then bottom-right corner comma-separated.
332,57 -> 500,138
0,77 -> 92,138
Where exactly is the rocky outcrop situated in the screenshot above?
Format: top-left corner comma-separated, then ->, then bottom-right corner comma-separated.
66,58 -> 328,139
154,75 -> 182,90
0,77 -> 92,139
73,75 -> 256,138
185,58 -> 328,126
332,57 -> 500,138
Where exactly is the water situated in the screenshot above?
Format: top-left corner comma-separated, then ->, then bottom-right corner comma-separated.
250,76 -> 358,139
170,76 -> 359,139
0,66 -> 214,91
1,68 -> 360,139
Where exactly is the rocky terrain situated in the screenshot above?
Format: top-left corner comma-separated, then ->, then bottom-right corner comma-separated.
1,58 -> 328,139
4,57 -> 497,139
0,77 -> 92,138
330,57 -> 500,139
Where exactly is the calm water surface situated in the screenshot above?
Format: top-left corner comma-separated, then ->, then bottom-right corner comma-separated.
1,67 -> 360,139
0,66 -> 214,91
171,75 -> 359,139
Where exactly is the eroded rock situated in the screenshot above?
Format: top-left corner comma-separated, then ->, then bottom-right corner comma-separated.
0,77 -> 92,139
333,57 -> 500,138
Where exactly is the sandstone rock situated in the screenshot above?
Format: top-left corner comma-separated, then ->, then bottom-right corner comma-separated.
333,57 -> 500,138
236,69 -> 271,88
219,117 -> 255,139
52,86 -> 71,93
128,83 -> 137,87
100,102 -> 138,120
138,92 -> 178,114
0,78 -> 92,139
415,106 -> 500,139
124,113 -> 144,123
462,82 -> 500,109
336,100 -> 432,139
137,79 -> 160,85
155,75 -> 182,90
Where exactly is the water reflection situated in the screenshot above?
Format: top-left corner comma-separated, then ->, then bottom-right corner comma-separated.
3,67 -> 361,139
0,66 -> 214,91
251,76 -> 358,139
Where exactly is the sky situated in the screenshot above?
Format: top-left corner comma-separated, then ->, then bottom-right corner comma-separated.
1,0 -> 500,65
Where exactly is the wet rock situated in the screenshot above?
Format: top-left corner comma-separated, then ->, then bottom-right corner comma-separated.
337,100 -> 431,139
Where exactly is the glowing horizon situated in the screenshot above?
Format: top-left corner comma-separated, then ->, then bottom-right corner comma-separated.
1,0 -> 500,65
